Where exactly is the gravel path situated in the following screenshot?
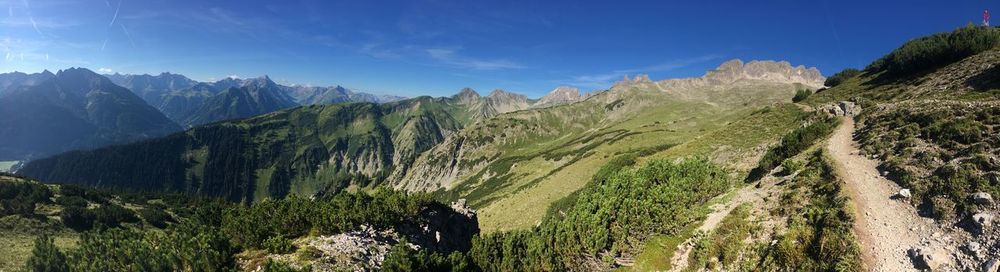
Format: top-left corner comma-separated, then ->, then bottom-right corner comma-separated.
827,118 -> 945,271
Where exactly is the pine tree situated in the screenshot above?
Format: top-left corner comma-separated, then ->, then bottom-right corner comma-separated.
25,234 -> 68,272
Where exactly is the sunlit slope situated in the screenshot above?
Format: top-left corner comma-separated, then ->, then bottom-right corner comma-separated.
397,76 -> 812,231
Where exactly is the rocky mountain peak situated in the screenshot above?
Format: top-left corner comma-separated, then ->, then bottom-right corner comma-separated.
240,75 -> 278,89
452,88 -> 481,104
533,86 -> 582,108
613,74 -> 653,89
487,89 -> 522,99
702,59 -> 824,88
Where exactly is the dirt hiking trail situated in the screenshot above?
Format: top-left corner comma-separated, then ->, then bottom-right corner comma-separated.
827,118 -> 947,271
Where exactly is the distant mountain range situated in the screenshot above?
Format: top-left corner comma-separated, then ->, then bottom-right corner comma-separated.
0,67 -> 591,164
0,68 -> 181,161
105,73 -> 406,127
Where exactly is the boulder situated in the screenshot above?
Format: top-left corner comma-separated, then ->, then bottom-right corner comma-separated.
838,101 -> 861,116
971,192 -> 994,205
973,213 -> 994,229
896,189 -> 912,199
908,246 -> 950,270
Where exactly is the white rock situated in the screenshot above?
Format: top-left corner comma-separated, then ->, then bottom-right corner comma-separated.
973,213 -> 994,228
908,246 -> 950,270
896,189 -> 912,199
965,242 -> 979,252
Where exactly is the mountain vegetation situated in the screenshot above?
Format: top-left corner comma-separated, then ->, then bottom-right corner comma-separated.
866,24 -> 1000,79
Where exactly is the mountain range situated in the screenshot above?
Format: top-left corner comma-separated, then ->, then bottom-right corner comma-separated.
18,59 -> 822,211
0,68 -> 181,161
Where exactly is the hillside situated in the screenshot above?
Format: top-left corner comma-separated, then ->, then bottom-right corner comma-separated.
392,60 -> 823,231
0,68 -> 181,161
19,96 -> 478,202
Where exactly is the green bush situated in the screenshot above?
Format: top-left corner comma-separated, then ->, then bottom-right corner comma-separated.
779,159 -> 804,176
263,236 -> 295,254
55,195 -> 88,207
25,234 -> 69,272
824,68 -> 861,87
746,116 -> 839,182
222,190 -> 432,249
0,180 -> 52,216
792,89 -> 812,103
382,243 -> 473,272
61,222 -> 235,271
867,24 -> 1000,78
60,206 -> 94,231
138,207 -> 173,228
470,158 -> 730,271
92,204 -> 139,229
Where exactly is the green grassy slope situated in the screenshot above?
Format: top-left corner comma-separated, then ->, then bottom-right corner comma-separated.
397,80 -> 809,232
19,97 -> 473,202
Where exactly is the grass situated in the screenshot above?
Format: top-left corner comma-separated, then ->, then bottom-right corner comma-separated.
462,83 -> 806,232
652,104 -> 807,171
0,230 -> 78,271
632,229 -> 695,271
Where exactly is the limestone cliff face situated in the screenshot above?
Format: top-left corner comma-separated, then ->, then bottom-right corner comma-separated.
532,86 -> 582,109
481,89 -> 530,117
640,59 -> 825,97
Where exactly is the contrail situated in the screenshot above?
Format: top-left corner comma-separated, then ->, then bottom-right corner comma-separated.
8,6 -> 12,17
120,23 -> 135,48
101,37 -> 108,51
29,16 -> 43,35
109,0 -> 121,26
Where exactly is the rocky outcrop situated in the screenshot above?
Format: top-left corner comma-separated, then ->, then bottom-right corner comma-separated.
481,89 -> 530,117
250,199 -> 479,271
452,88 -> 481,105
532,86 -> 582,109
621,59 -> 825,95
820,101 -> 861,117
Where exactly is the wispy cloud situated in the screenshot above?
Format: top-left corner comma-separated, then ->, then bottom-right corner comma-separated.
426,48 -> 524,70
97,67 -> 113,73
569,54 -> 724,89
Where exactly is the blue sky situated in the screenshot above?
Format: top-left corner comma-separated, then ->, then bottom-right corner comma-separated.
0,0 -> 996,98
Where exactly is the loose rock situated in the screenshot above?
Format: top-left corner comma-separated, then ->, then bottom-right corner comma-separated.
896,189 -> 912,199
973,213 -> 994,229
909,246 -> 950,270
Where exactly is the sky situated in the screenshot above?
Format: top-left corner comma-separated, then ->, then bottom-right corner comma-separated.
1,0 -> 997,98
